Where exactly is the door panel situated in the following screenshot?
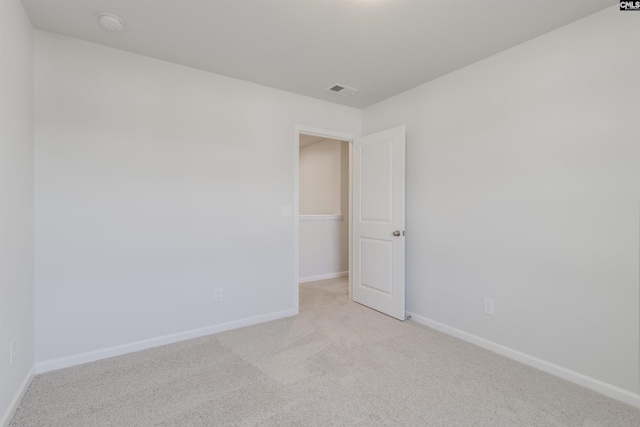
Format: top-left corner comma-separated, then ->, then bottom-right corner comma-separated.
360,140 -> 393,222
360,238 -> 393,294
352,125 -> 406,320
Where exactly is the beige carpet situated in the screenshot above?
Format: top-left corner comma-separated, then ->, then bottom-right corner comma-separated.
10,277 -> 640,426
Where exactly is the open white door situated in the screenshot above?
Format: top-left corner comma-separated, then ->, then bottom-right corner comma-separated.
352,125 -> 406,320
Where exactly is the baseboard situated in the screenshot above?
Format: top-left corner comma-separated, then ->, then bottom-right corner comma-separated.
299,271 -> 348,283
1,365 -> 34,427
406,311 -> 640,409
35,308 -> 297,374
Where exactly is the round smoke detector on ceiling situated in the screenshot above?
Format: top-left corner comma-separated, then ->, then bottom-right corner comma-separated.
99,12 -> 125,32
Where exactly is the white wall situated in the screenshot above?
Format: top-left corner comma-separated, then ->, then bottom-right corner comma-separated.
339,142 -> 349,276
298,218 -> 347,281
0,0 -> 35,424
300,139 -> 341,215
363,6 -> 640,400
34,31 -> 360,368
299,139 -> 349,280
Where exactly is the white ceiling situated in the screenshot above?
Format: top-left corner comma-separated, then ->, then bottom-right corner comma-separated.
21,0 -> 616,109
299,134 -> 329,148
299,134 -> 346,148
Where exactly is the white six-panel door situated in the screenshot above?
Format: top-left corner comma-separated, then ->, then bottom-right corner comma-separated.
352,125 -> 406,320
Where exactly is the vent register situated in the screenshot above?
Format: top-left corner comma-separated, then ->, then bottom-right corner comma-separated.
326,84 -> 358,96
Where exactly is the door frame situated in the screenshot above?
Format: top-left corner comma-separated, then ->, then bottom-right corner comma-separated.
293,125 -> 357,314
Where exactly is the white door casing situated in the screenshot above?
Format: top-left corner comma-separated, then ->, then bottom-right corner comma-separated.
352,125 -> 406,320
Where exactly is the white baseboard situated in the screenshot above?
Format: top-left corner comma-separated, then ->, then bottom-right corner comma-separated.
1,365 -> 34,427
299,271 -> 348,283
35,308 -> 297,374
406,311 -> 640,409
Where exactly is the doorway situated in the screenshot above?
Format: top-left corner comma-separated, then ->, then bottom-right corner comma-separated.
293,124 -> 406,320
298,134 -> 350,283
293,127 -> 355,314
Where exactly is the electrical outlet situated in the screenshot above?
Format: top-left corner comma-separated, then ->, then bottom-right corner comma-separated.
213,289 -> 223,302
483,298 -> 494,316
10,339 -> 16,365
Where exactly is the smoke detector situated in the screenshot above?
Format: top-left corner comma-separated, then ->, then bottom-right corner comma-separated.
99,12 -> 125,32
326,84 -> 358,97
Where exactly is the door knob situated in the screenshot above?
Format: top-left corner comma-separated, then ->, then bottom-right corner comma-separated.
392,230 -> 402,237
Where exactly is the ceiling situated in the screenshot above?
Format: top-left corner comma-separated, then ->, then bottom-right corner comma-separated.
21,0 -> 616,109
299,134 -> 329,148
299,134 -> 346,148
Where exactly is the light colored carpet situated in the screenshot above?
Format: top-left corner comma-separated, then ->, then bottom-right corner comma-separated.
10,277 -> 640,426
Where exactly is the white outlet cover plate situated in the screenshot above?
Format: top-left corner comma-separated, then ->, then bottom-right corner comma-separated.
484,298 -> 494,315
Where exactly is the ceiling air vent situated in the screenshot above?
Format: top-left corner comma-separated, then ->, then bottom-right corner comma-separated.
326,84 -> 358,97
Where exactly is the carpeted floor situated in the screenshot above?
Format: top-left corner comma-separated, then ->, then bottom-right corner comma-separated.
10,277 -> 640,426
